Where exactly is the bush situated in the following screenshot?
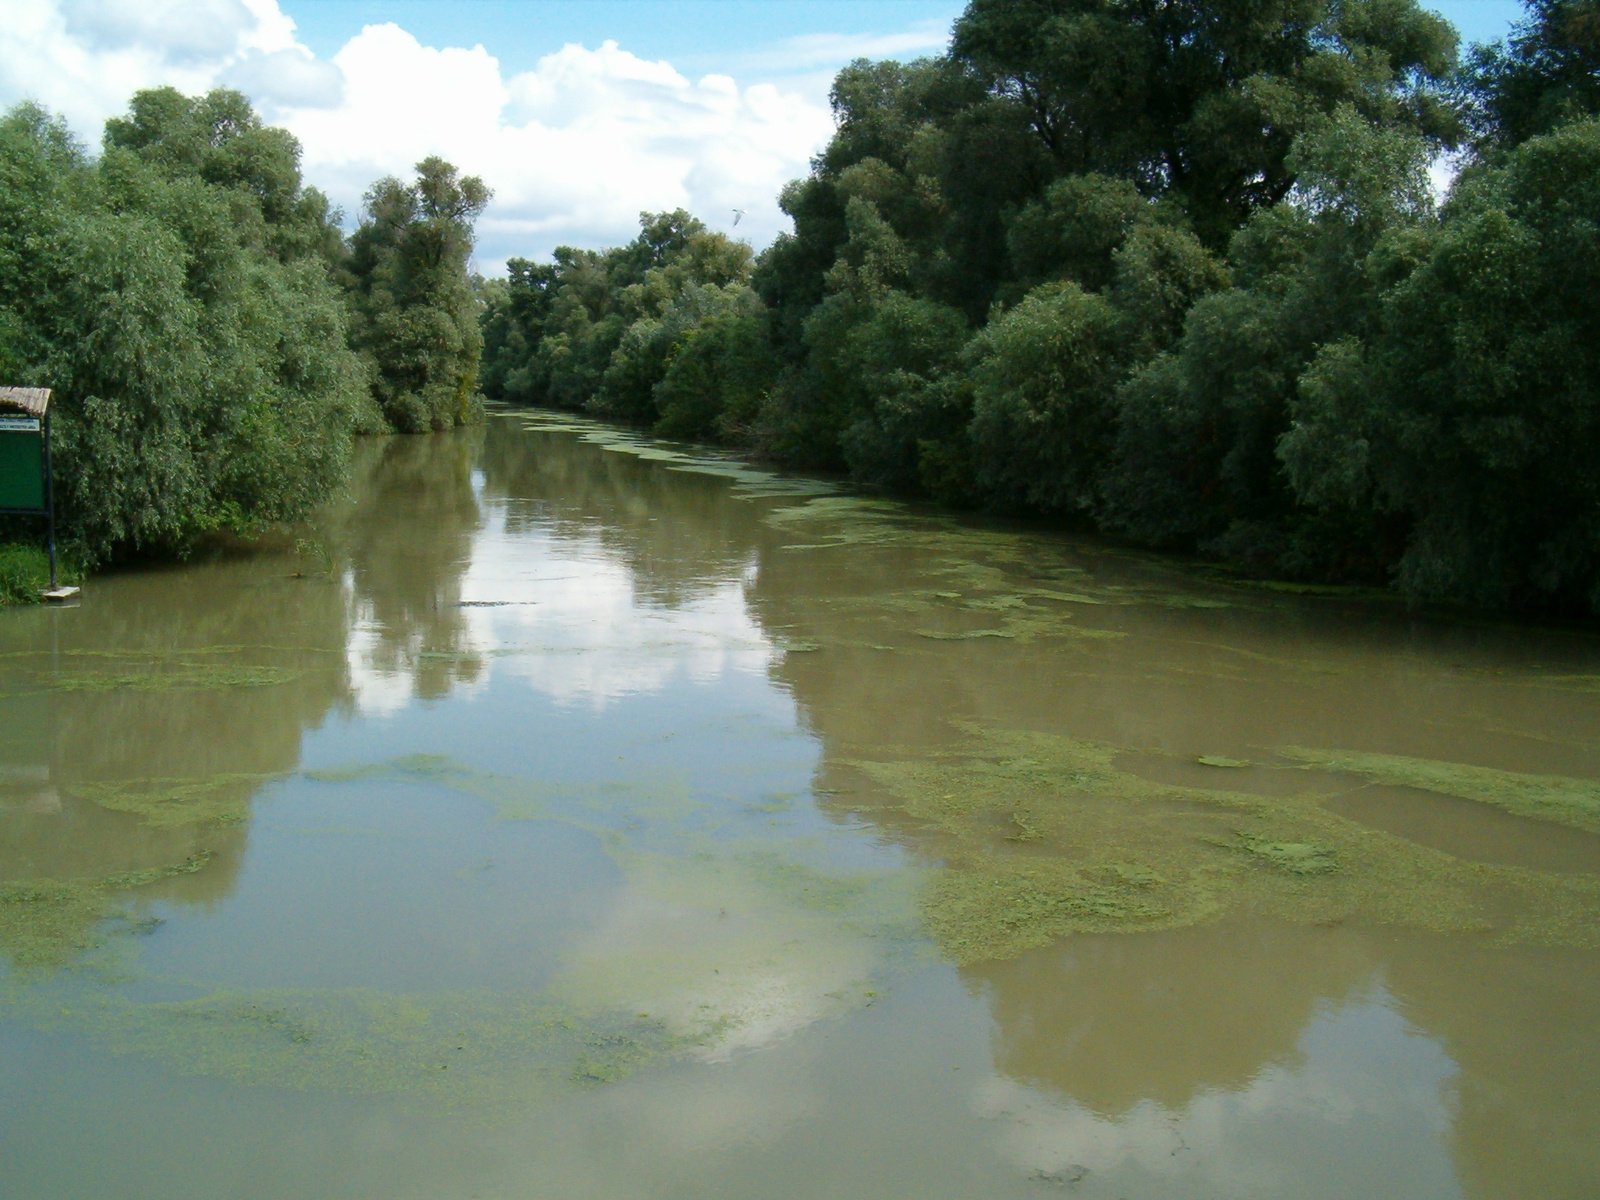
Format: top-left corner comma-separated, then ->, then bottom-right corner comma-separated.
1,91 -> 366,565
968,282 -> 1124,514
654,302 -> 776,441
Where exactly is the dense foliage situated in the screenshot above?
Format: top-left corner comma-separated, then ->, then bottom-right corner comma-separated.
1464,0 -> 1600,146
481,0 -> 1600,617
0,89 -> 487,568
347,157 -> 491,433
480,210 -> 770,440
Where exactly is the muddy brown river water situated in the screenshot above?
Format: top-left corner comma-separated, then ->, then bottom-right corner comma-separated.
2,412 -> 1598,1199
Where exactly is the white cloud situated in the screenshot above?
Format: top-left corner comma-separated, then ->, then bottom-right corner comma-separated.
222,45 -> 343,108
1,0 -> 225,134
0,0 -> 847,268
282,28 -> 834,265
972,990 -> 1462,1199
57,0 -> 256,61
452,510 -> 773,712
341,492 -> 773,718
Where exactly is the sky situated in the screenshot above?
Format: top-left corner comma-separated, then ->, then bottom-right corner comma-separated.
0,1 -> 1531,273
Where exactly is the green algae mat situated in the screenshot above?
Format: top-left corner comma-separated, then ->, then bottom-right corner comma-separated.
842,726 -> 1600,963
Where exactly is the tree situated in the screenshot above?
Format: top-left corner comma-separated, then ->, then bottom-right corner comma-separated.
968,281 -> 1126,513
951,0 -> 1460,246
654,299 -> 777,441
1282,117 -> 1600,613
1099,105 -> 1434,565
479,211 -> 767,435
0,91 -> 365,564
347,157 -> 490,432
1465,1 -> 1600,148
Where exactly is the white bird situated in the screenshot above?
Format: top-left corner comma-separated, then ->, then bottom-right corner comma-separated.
732,208 -> 747,226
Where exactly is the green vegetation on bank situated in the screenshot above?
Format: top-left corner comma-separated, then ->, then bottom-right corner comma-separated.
478,210 -> 770,440
0,89 -> 487,573
0,542 -> 73,604
480,0 -> 1600,618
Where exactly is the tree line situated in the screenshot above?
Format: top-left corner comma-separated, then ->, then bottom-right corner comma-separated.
0,87 -> 487,566
480,0 -> 1600,617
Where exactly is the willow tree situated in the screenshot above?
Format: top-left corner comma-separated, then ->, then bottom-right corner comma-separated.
0,90 -> 365,563
347,157 -> 491,432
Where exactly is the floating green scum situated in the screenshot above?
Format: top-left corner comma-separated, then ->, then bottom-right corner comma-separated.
842,724 -> 1600,964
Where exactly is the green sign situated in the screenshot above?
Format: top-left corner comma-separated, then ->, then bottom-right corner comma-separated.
0,416 -> 44,510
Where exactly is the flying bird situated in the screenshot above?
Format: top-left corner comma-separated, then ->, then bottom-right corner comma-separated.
732,208 -> 747,226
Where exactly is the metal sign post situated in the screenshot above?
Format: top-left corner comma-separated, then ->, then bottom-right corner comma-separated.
0,387 -> 77,602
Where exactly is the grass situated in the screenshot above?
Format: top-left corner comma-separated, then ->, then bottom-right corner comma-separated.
0,542 -> 74,604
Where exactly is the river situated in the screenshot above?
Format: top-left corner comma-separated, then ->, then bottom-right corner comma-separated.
2,412 -> 1598,1199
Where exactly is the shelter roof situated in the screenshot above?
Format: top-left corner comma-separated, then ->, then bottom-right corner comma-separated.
0,388 -> 49,417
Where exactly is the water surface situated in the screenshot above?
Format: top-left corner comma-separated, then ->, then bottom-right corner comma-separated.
3,413 -> 1598,1199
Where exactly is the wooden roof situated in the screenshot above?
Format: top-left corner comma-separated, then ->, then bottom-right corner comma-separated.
0,388 -> 49,417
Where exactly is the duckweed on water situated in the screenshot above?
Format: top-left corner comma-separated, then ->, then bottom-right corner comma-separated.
42,665 -> 297,692
1025,590 -> 1105,605
519,414 -> 838,502
1234,579 -> 1366,597
546,842 -> 918,1062
922,858 -> 1173,959
304,753 -> 458,784
303,753 -> 700,825
1232,833 -> 1339,875
1279,748 -> 1600,835
1517,674 -> 1600,694
0,645 -> 329,694
2,983 -> 691,1099
303,753 -> 923,1035
68,774 -> 283,827
993,607 -> 1128,642
846,725 -> 1600,963
0,853 -> 210,968
762,496 -> 1239,616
